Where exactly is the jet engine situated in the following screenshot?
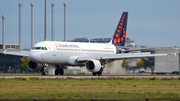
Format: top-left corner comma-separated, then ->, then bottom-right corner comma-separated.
85,59 -> 101,72
28,60 -> 43,71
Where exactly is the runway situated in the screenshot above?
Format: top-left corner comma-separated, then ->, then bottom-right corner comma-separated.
1,75 -> 180,79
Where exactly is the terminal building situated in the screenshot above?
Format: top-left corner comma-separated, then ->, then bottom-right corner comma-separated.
0,44 -> 19,49
0,44 -> 30,73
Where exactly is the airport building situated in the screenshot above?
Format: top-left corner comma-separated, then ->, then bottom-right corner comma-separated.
154,47 -> 180,73
0,44 -> 19,49
0,44 -> 31,73
0,49 -> 29,73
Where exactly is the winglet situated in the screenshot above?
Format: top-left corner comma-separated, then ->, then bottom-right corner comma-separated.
174,51 -> 177,57
168,51 -> 177,57
3,49 -> 7,55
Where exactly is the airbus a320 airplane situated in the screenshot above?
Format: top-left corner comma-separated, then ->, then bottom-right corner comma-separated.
4,12 -> 173,76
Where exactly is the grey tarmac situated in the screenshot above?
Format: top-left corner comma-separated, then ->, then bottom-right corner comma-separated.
0,75 -> 180,79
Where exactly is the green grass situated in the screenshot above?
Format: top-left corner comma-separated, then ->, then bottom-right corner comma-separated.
0,78 -> 180,100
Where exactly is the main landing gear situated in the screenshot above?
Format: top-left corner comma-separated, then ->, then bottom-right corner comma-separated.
92,68 -> 103,76
55,69 -> 64,75
54,65 -> 64,75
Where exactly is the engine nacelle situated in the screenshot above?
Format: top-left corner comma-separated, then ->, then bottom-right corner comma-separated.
28,60 -> 43,71
85,59 -> 101,72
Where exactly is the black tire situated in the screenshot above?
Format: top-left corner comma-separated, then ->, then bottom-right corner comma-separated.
44,71 -> 48,75
42,71 -> 46,75
93,72 -> 97,76
55,69 -> 59,75
98,72 -> 102,76
59,69 -> 64,75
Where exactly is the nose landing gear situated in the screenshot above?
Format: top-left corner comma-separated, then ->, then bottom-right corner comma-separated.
41,64 -> 48,75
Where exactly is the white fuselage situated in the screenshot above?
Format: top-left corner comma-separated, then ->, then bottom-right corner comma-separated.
29,41 -> 117,65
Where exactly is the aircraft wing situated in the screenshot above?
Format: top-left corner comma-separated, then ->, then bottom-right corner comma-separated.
3,50 -> 29,57
77,52 -> 174,62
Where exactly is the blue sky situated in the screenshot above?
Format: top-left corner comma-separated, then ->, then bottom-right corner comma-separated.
0,0 -> 180,48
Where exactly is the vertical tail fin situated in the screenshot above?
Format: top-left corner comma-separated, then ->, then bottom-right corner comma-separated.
110,12 -> 128,46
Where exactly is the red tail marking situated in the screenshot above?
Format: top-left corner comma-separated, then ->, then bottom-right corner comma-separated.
117,29 -> 120,33
113,38 -> 117,43
121,37 -> 124,41
118,38 -> 121,43
123,34 -> 126,37
115,33 -> 119,37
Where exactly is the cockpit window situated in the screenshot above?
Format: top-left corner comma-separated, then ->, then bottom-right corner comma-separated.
44,47 -> 47,50
32,47 -> 48,50
35,47 -> 41,50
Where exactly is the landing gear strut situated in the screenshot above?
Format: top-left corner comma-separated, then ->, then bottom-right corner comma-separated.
42,70 -> 48,75
41,64 -> 48,75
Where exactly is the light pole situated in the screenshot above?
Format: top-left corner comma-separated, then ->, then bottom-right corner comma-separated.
19,2 -> 22,49
44,0 -> 47,41
31,2 -> 34,48
51,2 -> 55,41
64,2 -> 67,42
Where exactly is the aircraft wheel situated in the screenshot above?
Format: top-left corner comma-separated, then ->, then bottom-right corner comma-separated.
42,72 -> 45,75
93,72 -> 97,76
59,69 -> 64,75
55,69 -> 59,75
44,71 -> 48,75
41,69 -> 46,75
97,72 -> 102,76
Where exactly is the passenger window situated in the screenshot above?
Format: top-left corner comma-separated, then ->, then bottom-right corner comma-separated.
42,47 -> 45,50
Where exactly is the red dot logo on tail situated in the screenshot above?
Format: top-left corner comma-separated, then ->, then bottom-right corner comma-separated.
118,38 -> 121,43
116,33 -> 119,37
113,38 -> 117,43
121,37 -> 124,41
123,34 -> 126,37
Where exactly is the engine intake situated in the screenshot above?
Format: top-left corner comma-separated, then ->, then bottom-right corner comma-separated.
28,60 -> 43,71
85,59 -> 101,72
